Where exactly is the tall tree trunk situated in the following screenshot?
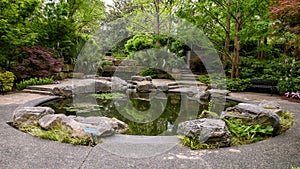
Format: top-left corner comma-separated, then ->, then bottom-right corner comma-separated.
223,0 -> 231,67
232,11 -> 241,79
224,5 -> 231,67
154,0 -> 160,35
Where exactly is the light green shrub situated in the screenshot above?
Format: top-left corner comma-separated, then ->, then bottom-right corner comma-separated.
0,71 -> 15,92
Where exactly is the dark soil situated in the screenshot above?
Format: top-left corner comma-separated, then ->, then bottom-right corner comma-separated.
281,96 -> 300,103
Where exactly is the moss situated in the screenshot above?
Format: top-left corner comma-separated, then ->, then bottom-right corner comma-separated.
199,110 -> 220,119
278,110 -> 294,133
18,124 -> 95,146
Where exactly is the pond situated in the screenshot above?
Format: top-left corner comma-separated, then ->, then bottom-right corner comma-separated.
40,92 -> 237,136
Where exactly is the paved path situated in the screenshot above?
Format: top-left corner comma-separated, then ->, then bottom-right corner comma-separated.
0,90 -> 299,168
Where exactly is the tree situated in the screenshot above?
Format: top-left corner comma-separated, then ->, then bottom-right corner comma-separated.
177,0 -> 270,78
31,0 -> 106,63
0,0 -> 41,70
270,0 -> 300,59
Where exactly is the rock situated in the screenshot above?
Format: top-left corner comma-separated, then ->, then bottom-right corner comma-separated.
221,103 -> 280,134
259,100 -> 280,109
144,76 -> 152,81
177,118 -> 231,147
131,76 -> 152,82
38,115 -> 128,138
194,91 -> 210,101
13,107 -> 55,128
111,76 -> 128,91
74,116 -> 129,134
136,81 -> 156,93
131,76 -> 145,82
38,114 -> 87,137
207,89 -> 230,96
84,74 -> 99,79
94,80 -> 112,93
156,84 -> 168,92
52,79 -> 116,97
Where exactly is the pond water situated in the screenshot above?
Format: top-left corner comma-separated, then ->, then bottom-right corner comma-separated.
40,92 -> 237,136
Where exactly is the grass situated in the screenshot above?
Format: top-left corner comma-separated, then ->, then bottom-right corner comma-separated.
18,124 -> 96,146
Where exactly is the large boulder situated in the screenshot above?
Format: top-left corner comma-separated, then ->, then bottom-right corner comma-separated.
38,114 -> 87,138
136,81 -> 156,93
221,103 -> 280,134
74,116 -> 129,134
52,79 -> 118,97
111,76 -> 128,91
13,107 -> 55,128
38,115 -> 129,138
207,89 -> 230,96
177,118 -> 231,147
259,100 -> 280,109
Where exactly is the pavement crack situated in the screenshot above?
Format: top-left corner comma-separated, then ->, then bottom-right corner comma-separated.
78,147 -> 94,169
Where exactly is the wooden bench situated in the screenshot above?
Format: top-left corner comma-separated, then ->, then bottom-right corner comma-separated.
250,79 -> 278,94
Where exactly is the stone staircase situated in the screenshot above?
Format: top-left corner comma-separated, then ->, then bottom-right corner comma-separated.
22,86 -> 53,95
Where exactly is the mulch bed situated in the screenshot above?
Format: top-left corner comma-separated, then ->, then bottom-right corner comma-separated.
281,96 -> 300,103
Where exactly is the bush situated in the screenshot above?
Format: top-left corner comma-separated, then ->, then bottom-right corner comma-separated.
139,68 -> 159,78
226,78 -> 251,92
0,71 -> 15,92
125,34 -> 154,55
16,77 -> 53,90
13,46 -> 63,80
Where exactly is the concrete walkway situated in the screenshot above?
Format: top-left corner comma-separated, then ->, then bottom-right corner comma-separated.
0,90 -> 299,168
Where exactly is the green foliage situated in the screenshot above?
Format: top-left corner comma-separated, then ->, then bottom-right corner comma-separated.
139,68 -> 159,78
277,58 -> 300,92
199,110 -> 220,119
125,34 -> 154,55
223,118 -> 273,146
0,71 -> 15,92
198,74 -> 251,92
18,124 -> 94,146
198,74 -> 211,84
16,77 -> 53,90
0,0 -> 41,70
226,78 -> 251,92
92,93 -> 125,100
277,110 -> 294,134
178,135 -> 219,150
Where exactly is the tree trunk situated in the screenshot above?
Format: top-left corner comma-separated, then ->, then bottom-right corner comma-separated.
224,2 -> 231,67
231,11 -> 241,79
154,0 -> 160,35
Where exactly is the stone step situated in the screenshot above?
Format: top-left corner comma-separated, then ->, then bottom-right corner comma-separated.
22,89 -> 53,95
26,86 -> 53,92
180,77 -> 198,81
168,85 -> 185,90
181,74 -> 199,77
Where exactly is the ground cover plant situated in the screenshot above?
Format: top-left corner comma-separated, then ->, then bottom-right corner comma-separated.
179,102 -> 294,150
16,77 -> 53,90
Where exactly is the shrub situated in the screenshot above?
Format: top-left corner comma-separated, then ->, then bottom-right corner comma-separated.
226,78 -> 251,92
0,71 -> 15,92
13,46 -> 63,79
125,34 -> 154,55
139,68 -> 159,78
16,77 -> 53,90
